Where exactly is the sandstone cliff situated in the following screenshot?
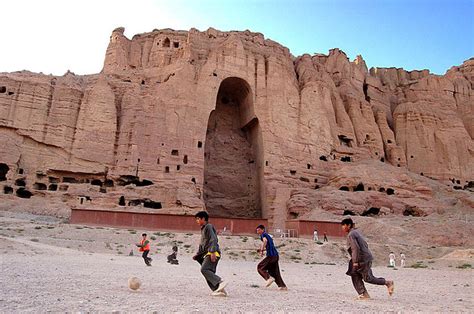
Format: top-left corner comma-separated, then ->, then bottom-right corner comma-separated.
0,27 -> 472,228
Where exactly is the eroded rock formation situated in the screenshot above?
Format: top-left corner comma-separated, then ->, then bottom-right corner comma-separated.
0,27 -> 472,227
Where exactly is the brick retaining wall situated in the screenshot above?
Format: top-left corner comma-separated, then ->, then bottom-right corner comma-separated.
70,208 -> 267,235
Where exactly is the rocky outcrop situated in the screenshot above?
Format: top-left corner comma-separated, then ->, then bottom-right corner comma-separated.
0,27 -> 472,227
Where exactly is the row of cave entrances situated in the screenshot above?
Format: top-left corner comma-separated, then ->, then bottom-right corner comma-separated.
339,183 -> 395,195
1,162 -> 163,207
0,163 -> 158,188
319,155 -> 352,162
343,207 -> 382,217
79,195 -> 163,210
1,164 -> 34,198
343,205 -> 426,217
0,86 -> 15,96
4,178 -> 69,199
449,177 -> 474,191
4,186 -> 33,198
48,175 -> 155,188
118,196 -> 162,209
13,178 -> 61,190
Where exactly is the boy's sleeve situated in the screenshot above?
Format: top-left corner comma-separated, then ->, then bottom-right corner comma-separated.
206,225 -> 219,253
348,233 -> 360,262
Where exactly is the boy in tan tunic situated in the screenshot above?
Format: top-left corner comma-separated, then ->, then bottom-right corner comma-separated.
341,218 -> 394,299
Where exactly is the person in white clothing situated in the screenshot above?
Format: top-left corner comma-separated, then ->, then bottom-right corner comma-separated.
389,252 -> 396,267
313,229 -> 319,242
400,253 -> 406,268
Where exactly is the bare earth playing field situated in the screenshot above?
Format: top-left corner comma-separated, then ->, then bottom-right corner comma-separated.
0,211 -> 472,312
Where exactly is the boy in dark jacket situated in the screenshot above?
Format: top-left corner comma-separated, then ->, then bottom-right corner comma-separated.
193,211 -> 228,296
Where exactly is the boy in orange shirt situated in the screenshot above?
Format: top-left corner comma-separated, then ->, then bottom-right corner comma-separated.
136,233 -> 152,266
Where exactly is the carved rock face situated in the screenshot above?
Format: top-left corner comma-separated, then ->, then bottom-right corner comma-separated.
0,28 -> 472,225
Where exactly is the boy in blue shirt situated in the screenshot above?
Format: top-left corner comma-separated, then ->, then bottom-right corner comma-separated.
256,225 -> 287,290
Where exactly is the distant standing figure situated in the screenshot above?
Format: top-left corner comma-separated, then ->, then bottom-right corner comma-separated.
323,232 -> 328,242
389,252 -> 396,267
313,229 -> 319,242
193,211 -> 228,297
341,218 -> 394,300
256,224 -> 287,290
136,233 -> 152,266
167,245 -> 179,265
400,253 -> 406,268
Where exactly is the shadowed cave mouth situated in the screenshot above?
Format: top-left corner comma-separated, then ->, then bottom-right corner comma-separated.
203,77 -> 263,218
126,198 -> 162,209
33,183 -> 47,190
4,186 -> 13,194
117,175 -> 154,187
0,163 -> 9,181
362,207 -> 380,216
16,187 -> 32,198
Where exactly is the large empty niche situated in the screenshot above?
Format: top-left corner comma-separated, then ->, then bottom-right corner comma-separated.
204,77 -> 263,218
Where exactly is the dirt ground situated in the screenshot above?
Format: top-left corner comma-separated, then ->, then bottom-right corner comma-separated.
0,211 -> 472,312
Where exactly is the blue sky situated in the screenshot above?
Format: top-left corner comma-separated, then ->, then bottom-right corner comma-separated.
0,0 -> 472,75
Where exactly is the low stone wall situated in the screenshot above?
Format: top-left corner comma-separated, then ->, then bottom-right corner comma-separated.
70,208 -> 267,235
286,219 -> 345,239
70,208 -> 345,238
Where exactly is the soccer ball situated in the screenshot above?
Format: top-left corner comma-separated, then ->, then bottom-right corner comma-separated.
128,276 -> 141,290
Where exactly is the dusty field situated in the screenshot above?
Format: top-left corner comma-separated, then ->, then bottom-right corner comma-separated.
0,211 -> 473,312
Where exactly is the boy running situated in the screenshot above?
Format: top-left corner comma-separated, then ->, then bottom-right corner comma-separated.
341,218 -> 394,299
256,225 -> 287,290
193,211 -> 228,296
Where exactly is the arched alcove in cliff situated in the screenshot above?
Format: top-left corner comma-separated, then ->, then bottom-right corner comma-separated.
204,77 -> 263,218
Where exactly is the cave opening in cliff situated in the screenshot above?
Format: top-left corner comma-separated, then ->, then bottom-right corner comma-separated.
16,188 -> 32,199
33,183 -> 47,190
4,186 -> 13,194
338,135 -> 352,147
0,163 -> 9,181
204,77 -> 263,218
362,207 -> 380,216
